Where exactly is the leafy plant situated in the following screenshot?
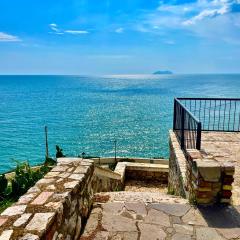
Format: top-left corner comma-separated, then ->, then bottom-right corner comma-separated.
0,174 -> 8,198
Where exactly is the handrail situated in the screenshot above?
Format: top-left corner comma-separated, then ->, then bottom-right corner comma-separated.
173,97 -> 240,151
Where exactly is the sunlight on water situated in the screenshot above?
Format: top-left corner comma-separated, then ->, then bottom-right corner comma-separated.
0,74 -> 240,173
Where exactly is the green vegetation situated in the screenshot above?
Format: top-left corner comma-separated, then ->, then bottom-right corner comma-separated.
0,158 -> 55,213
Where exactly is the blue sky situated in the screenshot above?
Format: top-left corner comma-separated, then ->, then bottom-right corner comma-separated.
0,0 -> 240,74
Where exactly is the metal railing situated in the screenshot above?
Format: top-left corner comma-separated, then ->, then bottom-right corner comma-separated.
173,98 -> 240,151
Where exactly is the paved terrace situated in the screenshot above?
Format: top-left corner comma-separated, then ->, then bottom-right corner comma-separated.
201,132 -> 240,205
80,191 -> 240,240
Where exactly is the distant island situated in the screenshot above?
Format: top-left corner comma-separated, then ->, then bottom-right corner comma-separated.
153,70 -> 173,75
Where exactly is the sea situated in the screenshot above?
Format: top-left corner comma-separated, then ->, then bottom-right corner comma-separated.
0,74 -> 240,173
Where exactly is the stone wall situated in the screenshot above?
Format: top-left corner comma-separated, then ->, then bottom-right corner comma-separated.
186,150 -> 235,204
0,158 -> 123,240
168,130 -> 187,198
169,130 -> 235,205
125,170 -> 168,183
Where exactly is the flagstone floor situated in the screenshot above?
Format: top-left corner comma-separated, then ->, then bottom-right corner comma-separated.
80,191 -> 240,240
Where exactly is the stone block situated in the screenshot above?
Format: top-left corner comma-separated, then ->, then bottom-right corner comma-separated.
68,174 -> 85,181
19,233 -> 39,240
221,190 -> 232,198
74,166 -> 89,174
187,150 -> 202,160
0,230 -> 13,240
26,212 -> 55,234
195,159 -> 221,182
196,227 -> 224,240
31,191 -> 54,205
222,185 -> 232,191
18,193 -> 37,204
13,213 -> 32,227
64,181 -> 79,190
1,205 -> 26,216
0,217 -> 8,227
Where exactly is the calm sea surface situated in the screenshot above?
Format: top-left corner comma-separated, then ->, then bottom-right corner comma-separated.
0,74 -> 240,173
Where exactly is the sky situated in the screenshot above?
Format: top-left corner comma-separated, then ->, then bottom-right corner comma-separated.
0,0 -> 240,75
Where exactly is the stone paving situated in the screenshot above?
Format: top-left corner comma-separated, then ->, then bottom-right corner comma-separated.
201,132 -> 240,205
80,191 -> 240,240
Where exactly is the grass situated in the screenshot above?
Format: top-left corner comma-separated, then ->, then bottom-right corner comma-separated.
0,198 -> 15,213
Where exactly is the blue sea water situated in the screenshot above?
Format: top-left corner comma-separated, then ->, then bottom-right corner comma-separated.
0,74 -> 240,173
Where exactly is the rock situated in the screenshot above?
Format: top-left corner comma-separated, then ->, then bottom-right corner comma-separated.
68,174 -> 85,181
27,186 -> 41,193
13,213 -> 32,227
0,217 -> 8,227
138,223 -> 166,240
102,213 -> 137,232
1,205 -> 26,216
102,202 -> 124,215
31,192 -> 54,205
173,224 -> 193,235
19,233 -> 39,240
217,228 -> 240,239
45,171 -> 60,178
172,233 -> 192,240
149,203 -> 191,217
196,227 -> 224,240
74,166 -> 89,174
36,178 -> 55,186
182,208 -> 208,226
67,213 -> 77,235
144,208 -> 170,227
26,212 -> 55,234
18,193 -> 37,204
64,181 -> 79,190
0,230 -> 13,240
125,202 -> 147,216
74,216 -> 82,240
81,208 -> 101,238
195,159 -> 221,182
52,165 -> 69,172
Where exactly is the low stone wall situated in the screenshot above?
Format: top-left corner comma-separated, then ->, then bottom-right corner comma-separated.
114,162 -> 169,184
186,150 -> 235,204
169,130 -> 235,205
0,158 -> 123,240
92,166 -> 123,192
168,130 -> 187,197
125,170 -> 168,183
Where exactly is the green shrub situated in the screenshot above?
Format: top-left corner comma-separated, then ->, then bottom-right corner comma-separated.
0,174 -> 8,198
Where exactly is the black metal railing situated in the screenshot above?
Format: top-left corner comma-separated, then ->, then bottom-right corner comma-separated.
173,98 -> 202,150
173,98 -> 240,151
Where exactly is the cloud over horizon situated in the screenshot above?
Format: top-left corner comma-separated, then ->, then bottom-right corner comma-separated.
0,32 -> 21,42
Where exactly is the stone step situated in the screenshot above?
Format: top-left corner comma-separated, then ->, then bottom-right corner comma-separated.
94,191 -> 187,204
80,191 -> 240,240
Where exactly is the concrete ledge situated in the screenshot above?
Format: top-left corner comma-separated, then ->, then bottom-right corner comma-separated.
89,157 -> 169,166
114,162 -> 169,183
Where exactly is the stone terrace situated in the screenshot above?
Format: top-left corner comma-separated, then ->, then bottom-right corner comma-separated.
81,191 -> 240,240
201,132 -> 240,205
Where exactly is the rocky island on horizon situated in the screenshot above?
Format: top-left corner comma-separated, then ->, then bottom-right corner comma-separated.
153,70 -> 173,75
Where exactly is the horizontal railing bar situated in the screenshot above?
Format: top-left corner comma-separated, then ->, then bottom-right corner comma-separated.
174,98 -> 201,123
177,97 -> 240,101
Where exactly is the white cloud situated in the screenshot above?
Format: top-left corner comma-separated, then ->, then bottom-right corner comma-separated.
183,3 -> 229,25
115,27 -> 124,33
64,30 -> 89,34
49,23 -> 89,35
0,32 -> 21,42
49,23 -> 60,32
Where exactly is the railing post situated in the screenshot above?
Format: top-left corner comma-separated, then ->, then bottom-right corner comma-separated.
173,98 -> 177,130
181,108 -> 185,149
196,122 -> 202,150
